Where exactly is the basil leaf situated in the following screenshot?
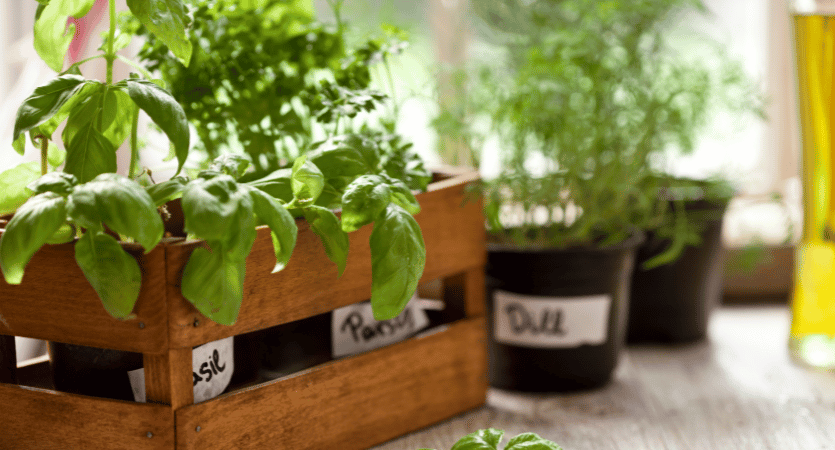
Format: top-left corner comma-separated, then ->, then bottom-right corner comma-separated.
302,205 -> 349,277
74,231 -> 141,320
210,154 -> 251,179
64,116 -> 118,183
250,188 -> 297,273
451,429 -> 505,450
181,247 -> 246,326
100,88 -> 135,148
47,141 -> 66,168
182,174 -> 255,258
0,163 -> 41,215
12,134 -> 25,155
291,156 -> 324,206
27,172 -> 78,196
506,433 -> 563,450
145,176 -> 187,206
123,79 -> 190,175
34,0 -> 96,71
382,175 -> 420,215
67,174 -> 163,252
34,81 -> 100,140
0,192 -> 68,284
12,75 -> 88,143
341,175 -> 391,233
61,88 -> 103,146
126,0 -> 193,66
369,204 -> 425,321
308,135 -> 379,180
245,169 -> 293,203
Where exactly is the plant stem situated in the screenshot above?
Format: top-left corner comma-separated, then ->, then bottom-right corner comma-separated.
128,106 -> 140,178
39,136 -> 48,176
105,0 -> 116,85
383,57 -> 399,119
116,55 -> 154,80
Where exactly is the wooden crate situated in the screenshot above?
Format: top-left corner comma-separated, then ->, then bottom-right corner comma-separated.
0,170 -> 487,450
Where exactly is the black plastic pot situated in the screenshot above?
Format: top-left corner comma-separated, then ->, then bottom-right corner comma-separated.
486,231 -> 643,392
48,342 -> 142,401
628,199 -> 728,343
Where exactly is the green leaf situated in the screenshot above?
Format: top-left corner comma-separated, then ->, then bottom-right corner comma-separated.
369,204 -> 425,321
47,141 -> 66,168
210,154 -> 251,179
123,79 -> 190,174
182,174 -> 255,258
249,188 -> 297,273
451,429 -> 505,450
12,75 -> 88,143
67,174 -> 164,252
126,0 -> 193,66
146,176 -> 187,206
100,88 -> 135,148
506,433 -> 563,450
341,175 -> 391,233
0,192 -> 68,284
64,114 -> 118,183
245,169 -> 293,203
0,163 -> 41,215
291,156 -> 325,206
12,134 -> 25,155
99,28 -> 132,54
34,81 -> 100,140
27,172 -> 78,196
181,247 -> 246,326
74,231 -> 141,320
309,135 -> 379,181
382,175 -> 420,215
34,0 -> 96,71
302,205 -> 349,277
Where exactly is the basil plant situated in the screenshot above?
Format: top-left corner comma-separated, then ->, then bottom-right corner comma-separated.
0,0 -> 427,325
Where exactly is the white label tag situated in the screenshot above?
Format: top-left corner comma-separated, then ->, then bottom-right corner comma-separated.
493,290 -> 611,348
128,336 -> 234,404
331,297 -> 430,358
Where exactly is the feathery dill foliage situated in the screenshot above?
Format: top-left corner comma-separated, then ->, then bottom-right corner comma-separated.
440,0 -> 762,250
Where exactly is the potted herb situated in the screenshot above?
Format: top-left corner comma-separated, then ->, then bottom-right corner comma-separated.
0,0 -> 428,400
419,428 -> 563,450
434,0 -> 759,390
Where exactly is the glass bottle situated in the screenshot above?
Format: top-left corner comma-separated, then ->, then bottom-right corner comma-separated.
790,0 -> 835,368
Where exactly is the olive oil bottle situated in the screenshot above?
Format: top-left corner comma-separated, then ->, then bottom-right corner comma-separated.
791,5 -> 835,368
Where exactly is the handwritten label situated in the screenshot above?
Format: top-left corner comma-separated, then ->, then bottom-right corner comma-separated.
493,290 -> 611,348
332,297 -> 430,358
128,336 -> 234,404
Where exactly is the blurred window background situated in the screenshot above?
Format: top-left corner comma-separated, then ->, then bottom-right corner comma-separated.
1,0 -> 799,300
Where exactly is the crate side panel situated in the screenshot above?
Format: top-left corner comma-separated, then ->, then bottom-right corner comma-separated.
176,317 -> 488,450
0,383 -> 174,450
168,173 -> 486,348
0,242 -> 168,353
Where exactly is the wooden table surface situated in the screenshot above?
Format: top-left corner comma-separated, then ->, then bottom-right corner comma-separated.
374,306 -> 835,450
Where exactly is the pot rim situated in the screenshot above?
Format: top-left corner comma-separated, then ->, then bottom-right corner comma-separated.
486,228 -> 645,255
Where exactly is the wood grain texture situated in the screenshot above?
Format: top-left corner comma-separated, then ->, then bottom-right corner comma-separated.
372,306 -> 835,450
0,383 -> 174,450
144,348 -> 193,408
175,317 -> 488,450
0,242 -> 169,353
166,172 -> 485,349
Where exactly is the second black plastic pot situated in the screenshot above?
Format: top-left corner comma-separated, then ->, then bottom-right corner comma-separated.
486,231 -> 643,392
628,199 -> 728,343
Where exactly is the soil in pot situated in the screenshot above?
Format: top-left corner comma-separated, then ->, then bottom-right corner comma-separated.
486,232 -> 643,392
628,199 -> 728,343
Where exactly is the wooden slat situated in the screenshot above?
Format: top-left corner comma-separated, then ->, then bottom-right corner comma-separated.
175,317 -> 488,450
144,348 -> 193,409
167,172 -> 486,348
0,383 -> 174,450
0,242 -> 169,353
